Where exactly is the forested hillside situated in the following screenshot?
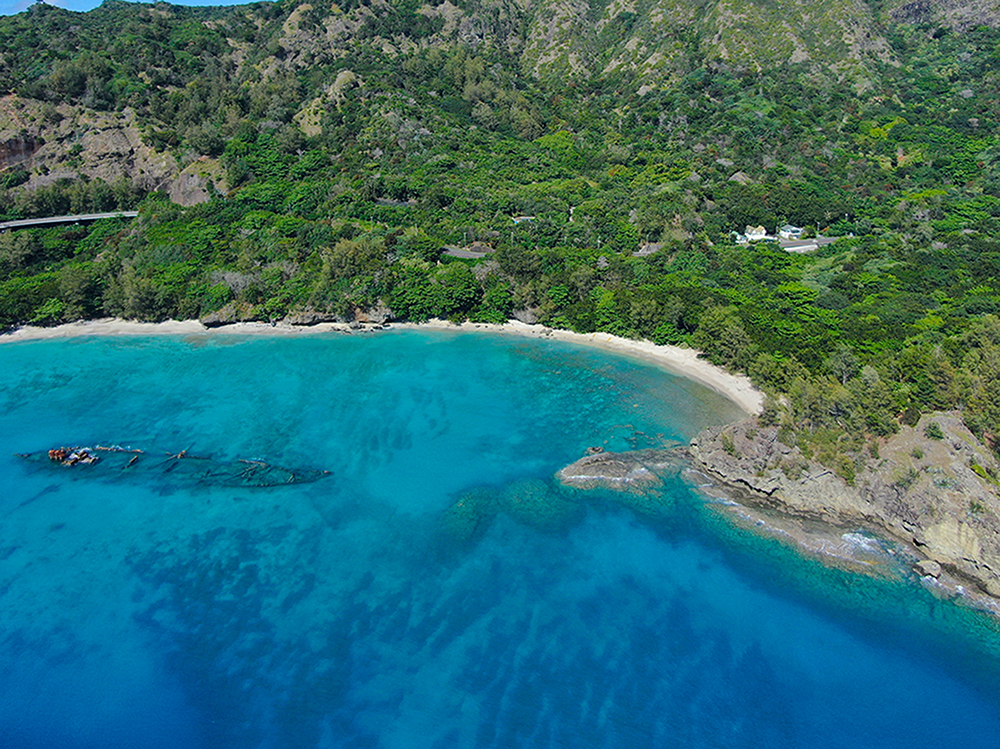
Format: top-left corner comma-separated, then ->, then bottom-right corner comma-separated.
4,0 -> 1000,473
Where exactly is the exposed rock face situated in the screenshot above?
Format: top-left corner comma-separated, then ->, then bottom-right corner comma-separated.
0,95 -> 190,200
512,308 -> 539,325
200,302 -> 266,327
884,0 -> 1000,31
915,559 -> 942,578
282,310 -> 342,326
168,158 -> 225,207
353,304 -> 392,325
0,135 -> 38,169
689,412 -> 1000,600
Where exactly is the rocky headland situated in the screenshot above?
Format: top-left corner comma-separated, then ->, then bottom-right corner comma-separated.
688,412 -> 1000,603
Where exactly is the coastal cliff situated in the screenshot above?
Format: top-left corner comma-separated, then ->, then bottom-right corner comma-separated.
689,413 -> 1000,600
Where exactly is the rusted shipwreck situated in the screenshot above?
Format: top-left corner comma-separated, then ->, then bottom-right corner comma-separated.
17,444 -> 330,488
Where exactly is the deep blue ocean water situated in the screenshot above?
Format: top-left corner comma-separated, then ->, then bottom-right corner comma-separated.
1,329 -> 1000,749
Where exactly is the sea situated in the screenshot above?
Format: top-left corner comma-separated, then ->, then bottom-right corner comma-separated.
1,329 -> 999,749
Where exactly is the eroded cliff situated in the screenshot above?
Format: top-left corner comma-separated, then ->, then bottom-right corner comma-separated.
689,412 -> 1000,599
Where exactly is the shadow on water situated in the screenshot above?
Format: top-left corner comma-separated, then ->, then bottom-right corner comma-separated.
13,483 -> 60,511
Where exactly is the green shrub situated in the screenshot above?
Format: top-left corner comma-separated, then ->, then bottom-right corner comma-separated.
720,432 -> 736,456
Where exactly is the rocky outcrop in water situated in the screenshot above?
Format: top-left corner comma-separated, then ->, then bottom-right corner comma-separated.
441,479 -> 584,545
442,448 -> 691,545
556,446 -> 687,493
556,448 -> 685,491
689,412 -> 1000,600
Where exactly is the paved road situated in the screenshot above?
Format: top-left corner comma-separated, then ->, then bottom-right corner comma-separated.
0,211 -> 139,231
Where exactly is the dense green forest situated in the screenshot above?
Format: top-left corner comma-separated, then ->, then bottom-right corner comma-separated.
4,0 -> 1000,475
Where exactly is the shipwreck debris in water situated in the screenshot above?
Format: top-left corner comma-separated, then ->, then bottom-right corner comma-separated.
16,444 -> 331,489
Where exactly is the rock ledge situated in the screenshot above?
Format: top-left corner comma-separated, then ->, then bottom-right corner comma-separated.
689,412 -> 1000,601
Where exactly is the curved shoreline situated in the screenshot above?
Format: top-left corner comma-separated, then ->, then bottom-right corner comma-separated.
10,317 -> 1000,619
0,318 -> 765,416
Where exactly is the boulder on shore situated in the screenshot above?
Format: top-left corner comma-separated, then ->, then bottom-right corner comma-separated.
283,310 -> 341,326
200,302 -> 265,327
915,559 -> 942,578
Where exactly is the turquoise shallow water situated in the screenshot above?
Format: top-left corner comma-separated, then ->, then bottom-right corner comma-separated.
1,330 -> 1000,748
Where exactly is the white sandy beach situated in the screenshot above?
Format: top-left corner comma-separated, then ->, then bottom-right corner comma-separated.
1,318 -> 764,415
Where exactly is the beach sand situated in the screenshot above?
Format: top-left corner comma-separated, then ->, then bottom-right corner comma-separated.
1,318 -> 764,415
